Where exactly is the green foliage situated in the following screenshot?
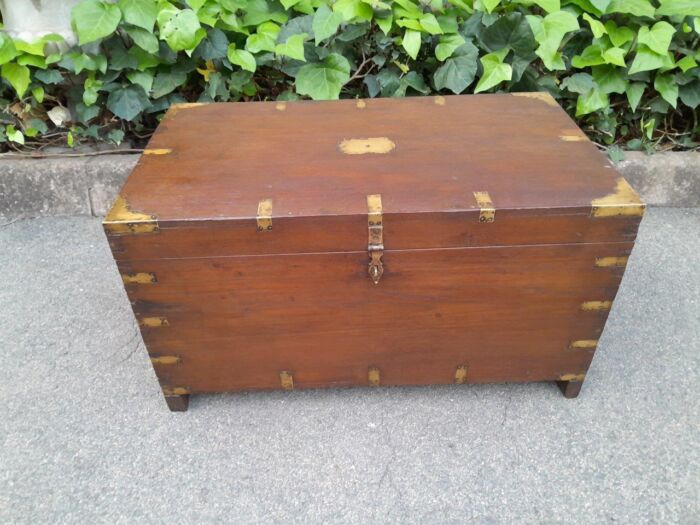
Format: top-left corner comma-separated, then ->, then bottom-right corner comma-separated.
0,0 -> 698,151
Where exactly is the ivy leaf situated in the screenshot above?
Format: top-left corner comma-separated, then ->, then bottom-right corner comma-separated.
582,13 -> 605,39
295,53 -> 351,99
227,45 -> 258,72
126,70 -> 154,93
592,65 -> 626,94
602,46 -> 626,67
590,0 -> 612,12
654,74 -> 678,108
435,34 -> 466,62
637,21 -> 675,55
482,0 -> 501,13
313,5 -> 343,44
629,45 -> 668,75
402,29 -> 421,60
572,43 -> 605,68
34,69 -> 64,85
561,72 -> 595,94
246,22 -> 281,53
475,49 -> 512,93
118,0 -> 157,31
433,41 -> 478,93
151,71 -> 188,98
126,26 -> 159,53
376,16 -> 393,35
679,80 -> 700,109
576,86 -> 609,116
532,0 -> 560,13
0,34 -> 18,65
275,34 -> 308,61
72,0 -> 122,45
604,21 -> 634,47
419,14 -> 443,35
656,0 -> 700,17
243,0 -> 289,26
529,11 -> 579,71
6,125 -> 24,145
606,0 -> 655,18
625,82 -> 645,112
1,63 -> 30,97
161,9 -> 202,51
332,0 -> 373,22
678,55 -> 698,73
481,12 -> 536,58
107,85 -> 151,120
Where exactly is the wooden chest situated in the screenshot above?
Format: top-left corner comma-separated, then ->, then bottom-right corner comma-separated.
104,93 -> 644,411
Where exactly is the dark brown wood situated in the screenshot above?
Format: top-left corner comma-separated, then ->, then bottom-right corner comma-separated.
103,94 -> 644,409
164,394 -> 189,412
557,380 -> 584,398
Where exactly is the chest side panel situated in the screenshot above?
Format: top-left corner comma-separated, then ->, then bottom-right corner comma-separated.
118,241 -> 633,393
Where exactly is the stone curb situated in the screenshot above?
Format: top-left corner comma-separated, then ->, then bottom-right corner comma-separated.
0,151 -> 698,220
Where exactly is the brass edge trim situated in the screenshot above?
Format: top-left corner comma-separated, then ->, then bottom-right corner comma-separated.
356,99 -> 366,109
434,96 -> 446,105
167,102 -> 208,117
473,191 -> 495,223
162,386 -> 190,395
279,370 -> 294,390
511,91 -> 558,107
139,317 -> 169,328
143,148 -> 172,155
595,256 -> 629,268
122,272 -> 157,285
581,300 -> 612,311
560,134 -> 586,142
368,366 -> 380,386
558,373 -> 586,382
569,340 -> 598,349
591,177 -> 646,218
455,365 -> 468,384
275,102 -> 286,111
257,198 -> 273,232
151,356 -> 182,365
103,195 -> 159,235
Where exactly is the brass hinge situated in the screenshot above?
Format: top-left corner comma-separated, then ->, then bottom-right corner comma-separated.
257,198 -> 273,232
367,194 -> 384,285
473,191 -> 495,223
368,366 -> 381,386
122,272 -> 157,284
455,365 -> 468,384
279,370 -> 294,390
103,195 -> 159,235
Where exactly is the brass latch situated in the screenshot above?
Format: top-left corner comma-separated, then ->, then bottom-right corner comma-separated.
367,194 -> 384,284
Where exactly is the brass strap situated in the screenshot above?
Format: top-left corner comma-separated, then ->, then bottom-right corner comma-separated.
279,370 -> 294,390
455,365 -> 468,384
257,198 -> 273,232
368,366 -> 380,386
367,194 -> 384,284
473,191 -> 495,223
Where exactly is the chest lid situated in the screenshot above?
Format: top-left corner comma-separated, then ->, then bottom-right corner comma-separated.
105,94 -> 644,258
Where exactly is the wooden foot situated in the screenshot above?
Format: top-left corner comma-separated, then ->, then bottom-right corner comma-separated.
164,394 -> 189,412
557,380 -> 583,399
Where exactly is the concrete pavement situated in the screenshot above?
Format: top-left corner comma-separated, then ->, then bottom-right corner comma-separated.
0,208 -> 698,524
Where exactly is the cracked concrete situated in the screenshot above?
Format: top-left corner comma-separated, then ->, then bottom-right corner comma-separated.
0,208 -> 699,524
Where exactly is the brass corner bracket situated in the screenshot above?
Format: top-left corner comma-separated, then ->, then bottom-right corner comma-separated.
103,195 -> 159,236
591,178 -> 646,218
